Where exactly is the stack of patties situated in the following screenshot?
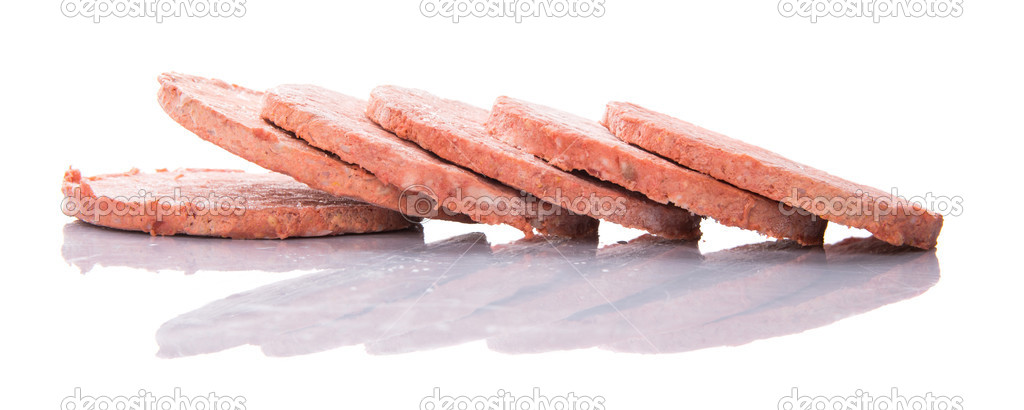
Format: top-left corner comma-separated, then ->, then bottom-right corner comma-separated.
262,83 -> 701,240
64,72 -> 942,248
153,73 -> 601,239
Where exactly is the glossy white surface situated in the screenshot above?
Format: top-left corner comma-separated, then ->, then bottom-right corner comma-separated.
55,220 -> 938,357
4,214 -> 1010,408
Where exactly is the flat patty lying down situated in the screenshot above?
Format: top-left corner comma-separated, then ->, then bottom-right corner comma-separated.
61,168 -> 413,239
603,102 -> 943,249
156,72 -> 466,223
487,97 -> 827,245
364,86 -> 703,240
260,85 -> 598,238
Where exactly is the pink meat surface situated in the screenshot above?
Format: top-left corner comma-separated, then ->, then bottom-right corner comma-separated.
62,168 -> 412,239
260,84 -> 599,238
157,72 -> 467,223
487,97 -> 827,245
603,102 -> 943,249
366,86 -> 703,240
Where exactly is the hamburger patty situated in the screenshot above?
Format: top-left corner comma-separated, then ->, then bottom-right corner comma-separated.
486,96 -> 826,245
363,85 -> 703,240
603,102 -> 943,249
260,84 -> 599,238
62,168 -> 413,239
157,72 -> 465,223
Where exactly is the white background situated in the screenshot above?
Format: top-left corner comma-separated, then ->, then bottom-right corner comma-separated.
2,0 -> 1022,408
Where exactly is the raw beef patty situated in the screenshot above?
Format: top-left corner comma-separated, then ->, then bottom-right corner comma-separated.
603,102 -> 942,249
62,168 -> 412,239
261,84 -> 599,238
487,97 -> 826,245
363,86 -> 703,240
157,72 -> 465,223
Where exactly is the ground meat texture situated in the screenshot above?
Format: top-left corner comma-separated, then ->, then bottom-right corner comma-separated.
260,84 -> 599,239
486,97 -> 827,245
603,102 -> 943,249
156,72 -> 467,223
364,86 -> 703,241
62,168 -> 413,239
